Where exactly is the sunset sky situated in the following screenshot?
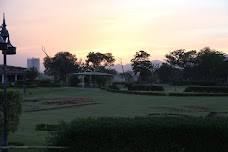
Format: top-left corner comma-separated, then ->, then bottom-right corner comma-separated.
0,0 -> 227,71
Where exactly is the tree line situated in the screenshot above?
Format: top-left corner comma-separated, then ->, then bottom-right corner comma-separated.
42,47 -> 228,85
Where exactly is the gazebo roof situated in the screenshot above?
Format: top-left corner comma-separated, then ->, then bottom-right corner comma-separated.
68,71 -> 113,76
0,65 -> 26,74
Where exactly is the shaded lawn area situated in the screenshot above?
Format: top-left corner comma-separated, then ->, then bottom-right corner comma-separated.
9,87 -> 228,146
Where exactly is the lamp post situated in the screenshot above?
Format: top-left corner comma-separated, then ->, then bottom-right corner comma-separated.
0,13 -> 16,152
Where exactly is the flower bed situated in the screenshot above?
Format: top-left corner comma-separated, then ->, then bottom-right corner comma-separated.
43,98 -> 93,105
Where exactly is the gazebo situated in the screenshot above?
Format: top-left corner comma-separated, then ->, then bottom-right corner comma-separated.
66,71 -> 113,87
0,65 -> 26,83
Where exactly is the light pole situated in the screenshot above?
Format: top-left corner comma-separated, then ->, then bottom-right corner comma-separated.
0,13 -> 16,152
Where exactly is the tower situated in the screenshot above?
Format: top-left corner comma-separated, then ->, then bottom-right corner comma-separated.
27,57 -> 40,72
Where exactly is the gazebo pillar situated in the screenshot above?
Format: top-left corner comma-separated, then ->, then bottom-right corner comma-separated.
2,74 -> 4,83
15,74 -> 17,82
82,75 -> 85,87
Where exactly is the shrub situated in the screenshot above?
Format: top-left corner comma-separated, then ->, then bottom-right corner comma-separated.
39,79 -> 51,84
37,80 -> 60,87
68,75 -> 80,87
112,82 -> 127,85
0,90 -> 23,135
47,117 -> 228,152
109,85 -> 119,90
96,76 -> 108,87
35,124 -> 60,131
127,84 -> 164,91
184,86 -> 228,93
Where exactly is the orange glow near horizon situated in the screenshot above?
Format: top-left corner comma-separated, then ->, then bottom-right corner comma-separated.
0,0 -> 227,71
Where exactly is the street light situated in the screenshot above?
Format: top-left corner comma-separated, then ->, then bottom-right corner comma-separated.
0,13 -> 16,152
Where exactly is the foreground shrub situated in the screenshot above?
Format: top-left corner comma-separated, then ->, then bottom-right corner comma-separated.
0,90 -> 23,135
47,117 -> 228,152
184,86 -> 228,93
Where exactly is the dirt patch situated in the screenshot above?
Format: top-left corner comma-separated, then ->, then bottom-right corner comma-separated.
183,105 -> 209,112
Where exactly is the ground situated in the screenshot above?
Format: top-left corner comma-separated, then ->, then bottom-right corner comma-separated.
8,87 -> 228,147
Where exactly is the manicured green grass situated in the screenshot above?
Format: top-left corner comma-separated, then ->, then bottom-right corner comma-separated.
8,87 -> 228,148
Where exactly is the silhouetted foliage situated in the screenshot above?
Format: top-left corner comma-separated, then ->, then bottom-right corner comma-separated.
155,63 -> 172,83
86,52 -> 115,72
164,47 -> 228,85
25,67 -> 39,81
43,52 -> 79,81
131,50 -> 153,83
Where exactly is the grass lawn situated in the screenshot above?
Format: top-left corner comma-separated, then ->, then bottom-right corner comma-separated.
8,87 -> 228,147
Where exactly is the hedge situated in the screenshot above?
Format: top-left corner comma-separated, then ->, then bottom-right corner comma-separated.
173,81 -> 217,86
103,88 -> 228,96
169,92 -> 228,96
47,117 -> 228,152
127,85 -> 164,91
184,86 -> 228,93
0,90 -> 23,135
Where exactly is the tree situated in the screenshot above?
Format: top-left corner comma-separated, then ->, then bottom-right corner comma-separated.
155,63 -> 172,83
165,49 -> 197,80
194,47 -> 225,82
165,49 -> 197,69
43,52 -> 79,81
25,67 -> 39,81
117,57 -> 126,82
165,47 -> 228,85
131,50 -> 153,83
123,70 -> 135,83
86,52 -> 115,71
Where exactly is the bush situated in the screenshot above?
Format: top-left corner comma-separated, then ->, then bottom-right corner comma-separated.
112,82 -> 127,85
109,85 -> 119,90
0,90 -> 23,135
35,124 -> 60,131
96,76 -> 108,87
127,84 -> 164,91
36,80 -> 60,87
47,117 -> 228,152
184,86 -> 228,93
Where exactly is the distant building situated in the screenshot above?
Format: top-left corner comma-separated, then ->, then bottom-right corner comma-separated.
27,58 -> 40,72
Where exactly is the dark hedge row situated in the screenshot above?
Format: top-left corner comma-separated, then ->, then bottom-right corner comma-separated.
47,117 -> 228,152
173,81 -> 218,86
103,88 -> 228,96
184,86 -> 228,93
127,85 -> 164,91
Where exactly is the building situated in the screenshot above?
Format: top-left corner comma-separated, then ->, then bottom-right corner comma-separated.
0,65 -> 26,83
27,58 -> 40,72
